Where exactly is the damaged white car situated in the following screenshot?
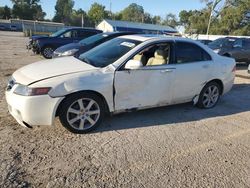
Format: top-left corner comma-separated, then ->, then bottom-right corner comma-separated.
6,35 -> 236,133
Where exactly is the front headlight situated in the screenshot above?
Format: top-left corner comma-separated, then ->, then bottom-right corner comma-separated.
61,49 -> 79,56
14,84 -> 51,96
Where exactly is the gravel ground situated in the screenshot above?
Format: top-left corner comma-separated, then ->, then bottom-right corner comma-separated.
0,31 -> 249,188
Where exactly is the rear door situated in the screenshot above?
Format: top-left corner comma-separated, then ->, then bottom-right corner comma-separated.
171,42 -> 214,103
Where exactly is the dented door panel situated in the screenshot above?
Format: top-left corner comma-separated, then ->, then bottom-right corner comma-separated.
114,66 -> 175,111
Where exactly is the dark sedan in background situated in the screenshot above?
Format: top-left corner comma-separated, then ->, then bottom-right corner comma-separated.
52,31 -> 138,58
209,37 -> 250,64
28,27 -> 102,59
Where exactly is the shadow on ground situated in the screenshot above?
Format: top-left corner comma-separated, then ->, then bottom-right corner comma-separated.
95,83 -> 250,133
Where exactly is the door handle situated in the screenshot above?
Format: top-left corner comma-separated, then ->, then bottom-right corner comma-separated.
161,69 -> 173,73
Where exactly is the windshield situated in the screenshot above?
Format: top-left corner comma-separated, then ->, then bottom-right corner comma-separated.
79,33 -> 109,45
78,38 -> 141,68
50,28 -> 67,37
208,38 -> 226,48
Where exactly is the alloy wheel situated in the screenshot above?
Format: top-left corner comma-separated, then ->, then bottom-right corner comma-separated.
66,98 -> 101,131
43,47 -> 54,58
202,85 -> 220,108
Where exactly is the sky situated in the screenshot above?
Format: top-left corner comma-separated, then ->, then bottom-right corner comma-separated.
0,0 -> 206,19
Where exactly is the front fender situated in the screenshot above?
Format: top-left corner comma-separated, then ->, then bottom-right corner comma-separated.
31,70 -> 115,112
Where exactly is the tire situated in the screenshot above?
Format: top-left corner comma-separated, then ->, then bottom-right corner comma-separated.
42,46 -> 54,59
59,92 -> 105,134
223,53 -> 231,57
197,82 -> 221,109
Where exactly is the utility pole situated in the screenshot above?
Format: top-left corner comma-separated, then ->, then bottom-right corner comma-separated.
206,0 -> 217,38
109,2 -> 112,19
81,14 -> 84,28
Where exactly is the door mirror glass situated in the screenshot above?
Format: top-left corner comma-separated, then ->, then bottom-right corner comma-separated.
125,60 -> 143,70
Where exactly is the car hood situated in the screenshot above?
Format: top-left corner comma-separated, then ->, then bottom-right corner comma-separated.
30,35 -> 49,40
55,42 -> 82,53
13,56 -> 98,85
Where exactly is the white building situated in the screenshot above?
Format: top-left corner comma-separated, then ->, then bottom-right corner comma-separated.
97,19 -> 179,35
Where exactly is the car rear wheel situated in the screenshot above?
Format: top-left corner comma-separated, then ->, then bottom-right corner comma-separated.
42,46 -> 54,59
59,92 -> 105,134
197,82 -> 221,109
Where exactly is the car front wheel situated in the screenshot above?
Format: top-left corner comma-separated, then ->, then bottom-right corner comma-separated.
59,92 -> 105,134
197,82 -> 221,109
42,46 -> 54,59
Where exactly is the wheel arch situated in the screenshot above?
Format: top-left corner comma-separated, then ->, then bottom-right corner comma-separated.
222,53 -> 231,57
206,79 -> 224,95
55,90 -> 110,117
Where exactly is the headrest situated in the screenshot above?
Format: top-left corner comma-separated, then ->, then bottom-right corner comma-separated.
154,50 -> 166,59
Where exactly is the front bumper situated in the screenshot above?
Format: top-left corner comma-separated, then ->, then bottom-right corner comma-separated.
5,88 -> 63,127
52,51 -> 62,58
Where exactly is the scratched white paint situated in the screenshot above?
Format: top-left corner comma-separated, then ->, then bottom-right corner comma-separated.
6,35 -> 236,127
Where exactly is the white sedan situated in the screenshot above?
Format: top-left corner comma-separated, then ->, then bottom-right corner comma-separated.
6,35 -> 236,134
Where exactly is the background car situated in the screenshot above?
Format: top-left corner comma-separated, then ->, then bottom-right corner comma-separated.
52,31 -> 139,58
6,35 -> 236,134
208,37 -> 250,64
30,27 -> 102,59
0,25 -> 6,30
9,25 -> 17,31
197,39 -> 212,45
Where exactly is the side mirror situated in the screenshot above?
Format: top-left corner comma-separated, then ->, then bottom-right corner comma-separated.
125,60 -> 143,70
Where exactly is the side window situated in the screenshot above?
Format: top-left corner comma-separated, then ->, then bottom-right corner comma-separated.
175,42 -> 211,64
61,30 -> 78,38
242,40 -> 250,48
78,30 -> 96,38
234,39 -> 243,48
130,42 -> 173,67
71,30 -> 78,38
61,30 -> 72,38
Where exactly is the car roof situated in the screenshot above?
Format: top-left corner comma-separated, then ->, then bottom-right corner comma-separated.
118,34 -> 173,42
118,34 -> 200,43
64,27 -> 102,32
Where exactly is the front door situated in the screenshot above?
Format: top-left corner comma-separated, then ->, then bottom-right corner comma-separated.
114,42 -> 175,111
114,66 -> 175,111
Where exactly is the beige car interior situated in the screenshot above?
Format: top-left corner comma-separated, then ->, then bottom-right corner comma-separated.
133,54 -> 147,66
132,43 -> 171,67
146,49 -> 168,66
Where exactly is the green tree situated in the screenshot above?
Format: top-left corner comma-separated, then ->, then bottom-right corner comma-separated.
211,0 -> 250,35
70,9 -> 94,27
152,15 -> 162,25
143,12 -> 153,24
179,9 -> 211,34
163,13 -> 178,28
0,6 -> 12,19
53,0 -> 74,25
11,0 -> 45,20
88,3 -> 108,25
121,3 -> 144,22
